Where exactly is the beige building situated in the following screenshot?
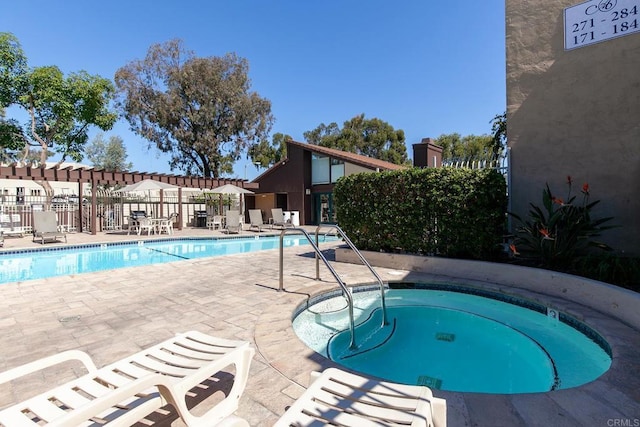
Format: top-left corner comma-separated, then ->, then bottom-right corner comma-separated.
506,0 -> 640,256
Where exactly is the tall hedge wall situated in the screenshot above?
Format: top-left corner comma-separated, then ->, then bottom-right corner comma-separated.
334,168 -> 508,259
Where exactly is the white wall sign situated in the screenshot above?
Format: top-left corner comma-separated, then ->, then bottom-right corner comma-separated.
565,0 -> 639,50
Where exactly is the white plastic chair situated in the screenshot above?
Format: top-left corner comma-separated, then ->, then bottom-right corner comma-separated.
137,217 -> 156,235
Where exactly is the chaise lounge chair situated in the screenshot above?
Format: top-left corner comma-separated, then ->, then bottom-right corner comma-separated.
248,209 -> 267,232
271,208 -> 294,229
32,210 -> 67,244
0,330 -> 255,426
225,210 -> 242,234
274,367 -> 447,427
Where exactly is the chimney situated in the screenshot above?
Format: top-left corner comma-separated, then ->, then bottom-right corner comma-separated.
412,138 -> 443,168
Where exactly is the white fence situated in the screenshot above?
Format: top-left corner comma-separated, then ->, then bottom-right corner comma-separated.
442,148 -> 511,200
0,189 -> 243,235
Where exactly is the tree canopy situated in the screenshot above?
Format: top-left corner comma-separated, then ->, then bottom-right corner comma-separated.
303,114 -> 409,165
85,133 -> 132,171
115,39 -> 274,178
248,132 -> 290,168
435,133 -> 496,162
490,111 -> 507,156
0,32 -> 117,165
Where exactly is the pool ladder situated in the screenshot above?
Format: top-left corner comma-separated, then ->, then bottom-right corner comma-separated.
279,225 -> 388,350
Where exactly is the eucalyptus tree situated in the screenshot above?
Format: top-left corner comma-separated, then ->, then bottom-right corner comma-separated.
0,32 -> 118,165
85,133 -> 132,171
303,114 -> 409,165
115,39 -> 274,178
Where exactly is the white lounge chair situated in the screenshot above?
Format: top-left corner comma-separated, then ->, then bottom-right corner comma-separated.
0,330 -> 254,427
0,214 -> 11,237
225,211 -> 242,234
32,211 -> 67,244
248,209 -> 266,232
1,213 -> 23,237
271,208 -> 293,229
275,367 -> 447,427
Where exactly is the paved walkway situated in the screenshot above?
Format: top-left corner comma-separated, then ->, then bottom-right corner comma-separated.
0,227 -> 639,426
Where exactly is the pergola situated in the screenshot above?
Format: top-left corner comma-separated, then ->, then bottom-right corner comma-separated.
0,165 -> 258,234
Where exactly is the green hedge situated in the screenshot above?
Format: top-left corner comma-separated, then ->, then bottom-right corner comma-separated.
334,168 -> 508,259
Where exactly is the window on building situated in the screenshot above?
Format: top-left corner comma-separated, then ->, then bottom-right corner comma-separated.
16,187 -> 24,205
330,158 -> 344,183
311,154 -> 330,184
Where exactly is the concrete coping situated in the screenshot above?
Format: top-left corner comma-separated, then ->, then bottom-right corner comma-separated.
335,247 -> 640,330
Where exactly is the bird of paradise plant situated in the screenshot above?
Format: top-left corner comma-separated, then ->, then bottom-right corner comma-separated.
510,176 -> 615,268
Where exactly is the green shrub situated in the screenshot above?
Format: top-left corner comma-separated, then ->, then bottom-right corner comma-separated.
334,168 -> 507,259
570,254 -> 640,291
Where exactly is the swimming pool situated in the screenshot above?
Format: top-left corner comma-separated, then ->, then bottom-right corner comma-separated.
292,283 -> 612,394
0,235 -> 338,284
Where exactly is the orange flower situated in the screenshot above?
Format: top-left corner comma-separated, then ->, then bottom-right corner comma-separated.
539,228 -> 554,240
552,196 -> 564,205
582,183 -> 589,193
509,244 -> 520,255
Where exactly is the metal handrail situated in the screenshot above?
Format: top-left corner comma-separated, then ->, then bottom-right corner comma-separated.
315,225 -> 388,327
279,227 -> 357,349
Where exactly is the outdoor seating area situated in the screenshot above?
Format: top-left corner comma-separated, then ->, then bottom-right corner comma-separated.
127,211 -> 177,236
0,326 -> 447,426
0,229 -> 638,425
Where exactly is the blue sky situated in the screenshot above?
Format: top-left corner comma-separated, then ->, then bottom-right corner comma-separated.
1,1 -> 506,180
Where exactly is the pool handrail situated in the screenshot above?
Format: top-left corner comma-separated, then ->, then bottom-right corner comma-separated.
315,224 -> 388,328
279,227 -> 357,350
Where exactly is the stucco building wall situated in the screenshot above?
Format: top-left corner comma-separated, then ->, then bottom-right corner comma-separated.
506,0 -> 640,255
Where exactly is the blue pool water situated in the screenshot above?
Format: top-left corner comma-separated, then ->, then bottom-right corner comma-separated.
0,235 -> 337,284
293,285 -> 612,394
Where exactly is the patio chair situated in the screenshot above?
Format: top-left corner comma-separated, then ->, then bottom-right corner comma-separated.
159,212 -> 178,234
225,210 -> 242,234
135,217 -> 156,236
207,215 -> 223,230
271,208 -> 294,229
1,213 -> 23,237
32,211 -> 67,244
0,215 -> 9,244
0,330 -> 255,427
248,209 -> 266,232
10,214 -> 24,236
274,367 -> 447,427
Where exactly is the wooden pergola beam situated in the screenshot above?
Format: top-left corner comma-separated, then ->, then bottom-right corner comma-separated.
0,165 -> 258,234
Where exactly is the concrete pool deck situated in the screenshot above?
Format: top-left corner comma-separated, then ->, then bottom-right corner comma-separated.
0,227 -> 639,426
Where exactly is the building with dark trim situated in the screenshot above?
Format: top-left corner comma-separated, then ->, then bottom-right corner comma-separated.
247,138 -> 442,226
